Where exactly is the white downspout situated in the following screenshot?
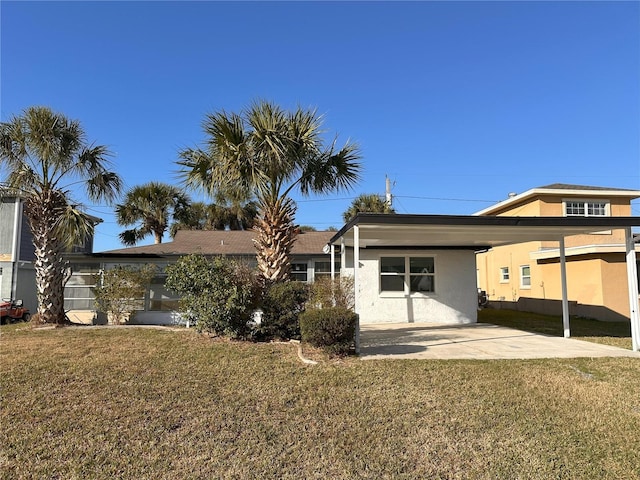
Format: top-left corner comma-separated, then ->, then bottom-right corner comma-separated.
624,227 -> 639,352
559,236 -> 570,338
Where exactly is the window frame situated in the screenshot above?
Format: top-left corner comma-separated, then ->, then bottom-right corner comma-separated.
519,265 -> 531,289
563,199 -> 609,217
313,260 -> 341,281
290,262 -> 309,282
499,266 -> 510,283
379,255 -> 436,296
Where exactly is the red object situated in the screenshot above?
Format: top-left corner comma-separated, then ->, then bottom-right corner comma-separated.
0,299 -> 31,323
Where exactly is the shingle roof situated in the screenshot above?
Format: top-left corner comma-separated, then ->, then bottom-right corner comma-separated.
538,183 -> 640,192
100,230 -> 333,256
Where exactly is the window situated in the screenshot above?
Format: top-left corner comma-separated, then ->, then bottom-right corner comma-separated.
409,257 -> 435,293
64,264 -> 100,310
500,267 -> 509,283
520,265 -> 531,289
314,260 -> 341,280
380,257 -> 405,291
290,263 -> 308,282
564,200 -> 608,217
148,277 -> 180,311
380,256 -> 435,293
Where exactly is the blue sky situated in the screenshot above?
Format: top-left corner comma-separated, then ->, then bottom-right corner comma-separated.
2,1 -> 639,252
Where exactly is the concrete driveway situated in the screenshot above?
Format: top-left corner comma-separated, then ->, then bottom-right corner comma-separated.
359,323 -> 640,360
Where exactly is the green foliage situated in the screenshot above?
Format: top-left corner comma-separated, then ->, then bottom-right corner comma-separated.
259,281 -> 309,340
115,181 -> 191,245
177,100 -> 362,282
342,193 -> 394,223
92,265 -> 156,325
169,199 -> 258,237
307,276 -> 354,311
1,106 -> 122,324
165,255 -> 258,337
300,307 -> 357,355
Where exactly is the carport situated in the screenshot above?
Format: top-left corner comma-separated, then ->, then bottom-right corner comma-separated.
358,323 -> 640,359
327,214 -> 640,352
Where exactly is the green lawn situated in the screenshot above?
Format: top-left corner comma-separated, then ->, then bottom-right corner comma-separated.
2,324 -> 640,479
479,308 -> 633,350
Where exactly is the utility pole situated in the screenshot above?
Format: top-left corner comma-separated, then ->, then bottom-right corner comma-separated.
385,175 -> 393,210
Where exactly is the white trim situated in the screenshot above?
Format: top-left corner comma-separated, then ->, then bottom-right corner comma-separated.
330,244 -> 335,279
562,198 -> 610,217
530,243 -> 637,260
378,254 -> 437,296
624,228 -> 640,351
560,237 -> 570,338
474,187 -> 640,216
499,266 -> 510,283
519,264 -> 531,289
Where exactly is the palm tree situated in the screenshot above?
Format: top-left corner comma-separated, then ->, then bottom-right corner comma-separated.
115,182 -> 191,245
168,199 -> 258,237
178,100 -> 362,282
0,106 -> 122,324
343,193 -> 395,222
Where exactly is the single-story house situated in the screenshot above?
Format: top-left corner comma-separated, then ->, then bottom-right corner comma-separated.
64,213 -> 640,352
326,213 -> 640,352
64,229 -> 337,325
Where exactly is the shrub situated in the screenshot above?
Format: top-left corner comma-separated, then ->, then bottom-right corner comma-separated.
93,265 -> 156,325
258,281 -> 309,340
300,307 -> 357,355
307,276 -> 354,310
165,255 -> 259,338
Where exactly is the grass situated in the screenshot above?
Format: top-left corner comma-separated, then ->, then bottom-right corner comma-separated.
2,324 -> 640,479
478,308 -> 633,350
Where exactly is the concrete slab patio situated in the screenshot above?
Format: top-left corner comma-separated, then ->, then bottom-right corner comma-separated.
359,323 -> 640,360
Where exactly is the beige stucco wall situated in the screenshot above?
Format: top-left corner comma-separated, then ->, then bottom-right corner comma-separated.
356,249 -> 478,324
477,192 -> 636,321
477,241 -> 542,301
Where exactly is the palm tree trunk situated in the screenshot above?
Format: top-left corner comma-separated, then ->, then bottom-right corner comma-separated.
253,197 -> 297,283
24,191 -> 67,324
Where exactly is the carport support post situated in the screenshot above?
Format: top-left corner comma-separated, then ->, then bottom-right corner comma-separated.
330,244 -> 336,279
559,236 -> 570,338
624,227 -> 640,352
354,225 -> 360,354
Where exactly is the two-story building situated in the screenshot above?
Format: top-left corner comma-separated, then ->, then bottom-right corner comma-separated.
475,184 -> 640,321
0,194 -> 37,310
1,191 -> 99,316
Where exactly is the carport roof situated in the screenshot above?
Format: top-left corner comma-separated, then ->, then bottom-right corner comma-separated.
328,213 -> 640,249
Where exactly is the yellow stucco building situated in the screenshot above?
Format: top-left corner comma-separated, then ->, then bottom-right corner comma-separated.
475,184 -> 640,321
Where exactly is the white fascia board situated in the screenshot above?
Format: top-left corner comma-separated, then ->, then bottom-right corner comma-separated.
474,188 -> 640,216
529,243 -> 638,260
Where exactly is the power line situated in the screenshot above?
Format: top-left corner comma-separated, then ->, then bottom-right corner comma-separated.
395,195 -> 498,203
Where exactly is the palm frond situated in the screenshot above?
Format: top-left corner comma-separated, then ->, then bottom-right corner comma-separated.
119,228 -> 148,247
53,204 -> 95,250
298,139 -> 362,196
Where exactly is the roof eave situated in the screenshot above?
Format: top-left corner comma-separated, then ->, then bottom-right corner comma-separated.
474,187 -> 640,216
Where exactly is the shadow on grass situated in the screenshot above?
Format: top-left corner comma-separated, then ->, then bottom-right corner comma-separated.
478,308 -> 631,339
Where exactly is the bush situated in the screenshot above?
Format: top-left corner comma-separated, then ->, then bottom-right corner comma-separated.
165,255 -> 259,338
300,307 -> 357,355
258,281 -> 309,340
307,276 -> 354,310
93,265 -> 156,325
